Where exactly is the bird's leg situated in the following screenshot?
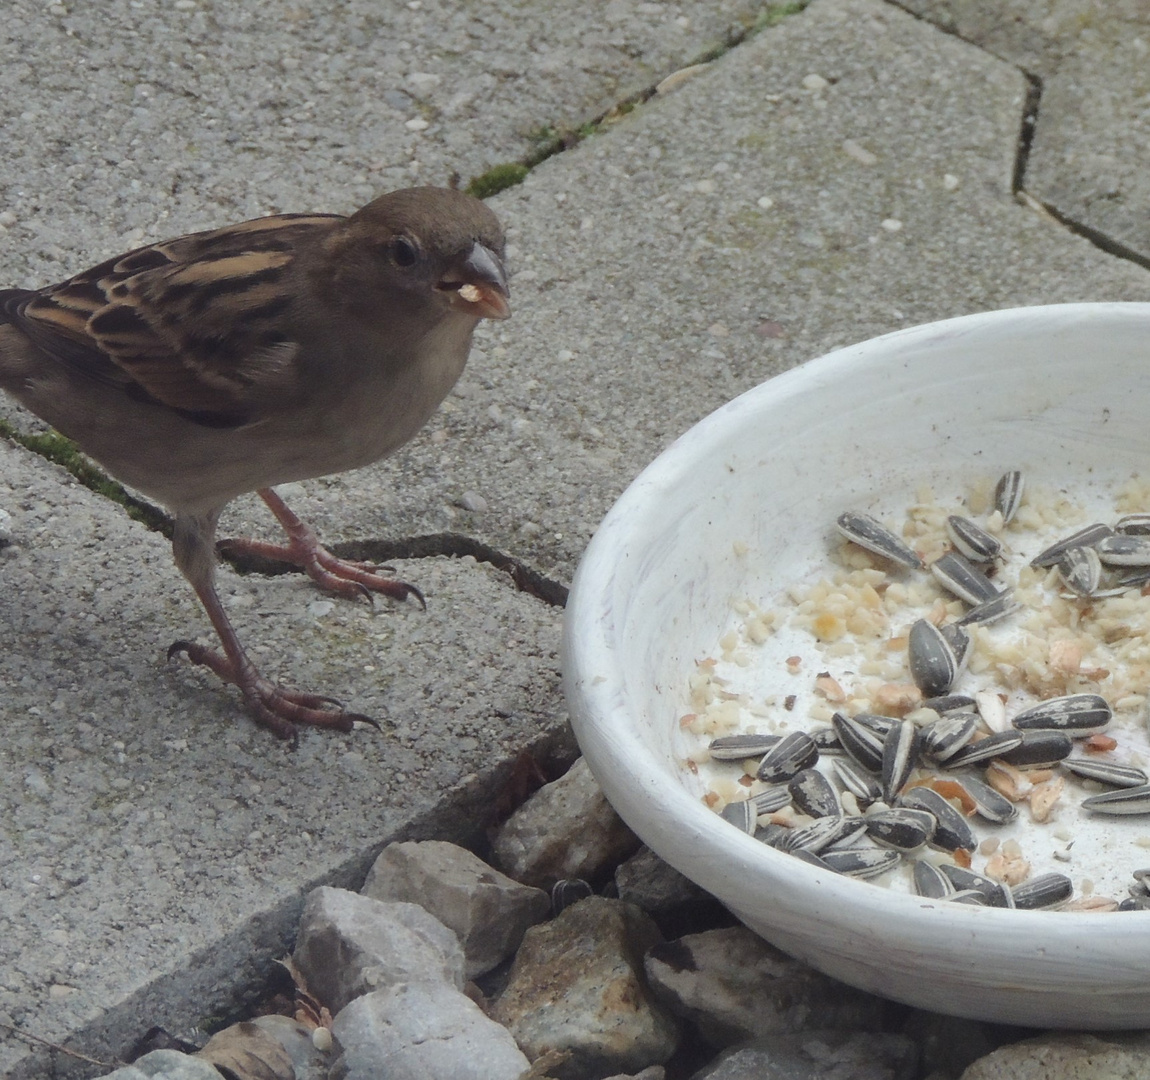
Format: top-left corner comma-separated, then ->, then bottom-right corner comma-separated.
169,511 -> 374,740
216,488 -> 425,608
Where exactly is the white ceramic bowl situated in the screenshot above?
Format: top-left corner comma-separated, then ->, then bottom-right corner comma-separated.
564,303 -> 1150,1028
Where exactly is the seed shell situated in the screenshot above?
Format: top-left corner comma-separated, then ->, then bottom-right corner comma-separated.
997,730 -> 1074,768
940,864 -> 1012,907
898,786 -> 978,852
946,515 -> 1002,563
832,712 -> 885,773
1011,693 -> 1113,736
881,719 -> 921,802
920,711 -> 980,763
819,847 -> 902,879
720,799 -> 757,834
1030,522 -> 1114,568
774,815 -> 846,854
865,807 -> 936,851
931,551 -> 1001,605
1056,546 -> 1102,597
756,730 -> 819,782
1115,513 -> 1150,536
832,757 -> 882,804
708,733 -> 782,761
994,470 -> 1024,524
1096,534 -> 1150,567
750,786 -> 795,815
1081,784 -> 1150,816
789,768 -> 841,818
1060,758 -> 1150,788
1011,872 -> 1073,910
954,775 -> 1018,824
836,511 -> 924,569
944,731 -> 1024,769
912,859 -> 955,899
955,590 -> 1023,627
908,618 -> 961,698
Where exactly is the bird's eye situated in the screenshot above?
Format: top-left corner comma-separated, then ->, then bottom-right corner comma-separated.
392,236 -> 419,267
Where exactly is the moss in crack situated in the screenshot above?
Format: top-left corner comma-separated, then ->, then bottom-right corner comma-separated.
465,163 -> 530,199
0,420 -> 172,536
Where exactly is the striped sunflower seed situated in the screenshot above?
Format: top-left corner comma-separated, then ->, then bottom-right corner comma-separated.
1081,784 -> 1150,816
994,470 -> 1024,524
708,733 -> 782,761
1030,522 -> 1113,568
946,515 -> 1002,563
789,767 -> 841,818
1011,872 -> 1073,910
836,511 -> 923,569
931,551 -> 1001,605
1011,693 -> 1113,736
756,730 -> 819,782
898,787 -> 977,852
1060,758 -> 1149,788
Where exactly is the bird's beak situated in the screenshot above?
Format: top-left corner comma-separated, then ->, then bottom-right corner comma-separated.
440,242 -> 511,320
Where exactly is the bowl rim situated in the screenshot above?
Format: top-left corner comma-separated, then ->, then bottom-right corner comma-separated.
564,302 -> 1150,938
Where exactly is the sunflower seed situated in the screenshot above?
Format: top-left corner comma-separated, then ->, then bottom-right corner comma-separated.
756,823 -> 789,847
997,729 -> 1073,768
774,815 -> 846,854
1056,546 -> 1102,597
708,733 -> 782,760
955,590 -> 1023,627
865,807 -> 936,851
1096,534 -> 1150,567
810,726 -> 843,753
819,847 -> 902,879
881,719 -> 920,802
908,618 -> 962,698
921,694 -> 977,715
947,889 -> 988,906
822,821 -> 871,851
832,712 -> 885,773
756,730 -> 819,782
994,470 -> 1025,524
1081,784 -> 1150,815
940,622 -> 972,670
749,785 -> 795,815
946,515 -> 1002,563
955,775 -> 1018,824
975,689 -> 1009,733
832,757 -> 882,805
931,551 -> 1001,605
1030,522 -> 1113,567
912,859 -> 955,899
920,710 -> 980,763
789,849 -> 833,870
943,731 -> 1024,768
1109,566 -> 1150,592
720,799 -> 758,834
939,864 -> 1012,907
836,511 -> 923,569
898,787 -> 977,852
789,767 -> 841,818
1011,693 -> 1113,736
1115,513 -> 1150,536
1061,758 -> 1149,788
1011,872 -> 1073,910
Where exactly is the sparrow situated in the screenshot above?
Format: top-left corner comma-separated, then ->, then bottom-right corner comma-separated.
0,186 -> 510,740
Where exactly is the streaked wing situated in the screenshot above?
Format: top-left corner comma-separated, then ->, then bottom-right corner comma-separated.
10,213 -> 341,423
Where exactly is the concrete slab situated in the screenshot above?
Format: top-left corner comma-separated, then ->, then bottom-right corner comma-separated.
217,0 -> 1150,579
0,440 -> 568,1079
895,1 -> 1150,263
0,0 -> 771,285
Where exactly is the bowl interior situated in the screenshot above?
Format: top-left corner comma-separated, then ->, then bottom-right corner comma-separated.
565,303 -> 1150,1027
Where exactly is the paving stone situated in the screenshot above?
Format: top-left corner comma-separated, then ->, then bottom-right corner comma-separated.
329,981 -> 530,1080
96,1050 -> 224,1080
491,897 -> 679,1080
292,887 -> 464,1014
361,839 -> 551,978
490,757 -> 641,889
899,1 -> 1150,263
645,926 -> 885,1048
960,1032 -> 1150,1080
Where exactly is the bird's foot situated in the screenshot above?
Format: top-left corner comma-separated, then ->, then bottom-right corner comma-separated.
168,640 -> 379,742
219,534 -> 425,608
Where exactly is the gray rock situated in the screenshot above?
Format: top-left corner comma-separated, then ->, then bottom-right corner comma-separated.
249,1014 -> 331,1080
492,896 -> 679,1080
645,926 -> 884,1048
692,1031 -> 919,1080
603,1069 -> 667,1080
615,846 -> 715,915
329,981 -> 530,1080
901,1009 -> 1001,1079
362,839 -> 550,978
97,1050 -> 224,1079
293,886 -> 464,1014
960,1032 -> 1150,1080
491,757 -> 641,889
